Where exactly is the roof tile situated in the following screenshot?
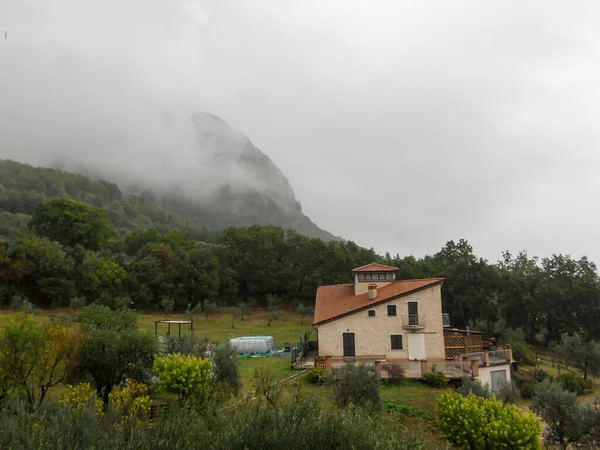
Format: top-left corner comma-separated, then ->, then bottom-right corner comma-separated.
313,278 -> 444,325
351,262 -> 399,273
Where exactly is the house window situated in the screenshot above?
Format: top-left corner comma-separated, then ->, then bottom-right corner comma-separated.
391,335 -> 403,350
358,274 -> 366,281
387,305 -> 397,316
378,273 -> 386,280
368,310 -> 376,317
386,273 -> 393,280
365,274 -> 372,280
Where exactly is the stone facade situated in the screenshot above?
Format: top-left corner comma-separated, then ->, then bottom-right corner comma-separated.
316,284 -> 446,362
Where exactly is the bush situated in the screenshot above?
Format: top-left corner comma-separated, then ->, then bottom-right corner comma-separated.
212,343 -> 242,395
436,392 -> 543,449
509,341 -> 535,366
422,367 -> 448,388
386,363 -> 405,385
332,362 -> 381,411
496,380 -> 522,404
153,353 -> 212,402
457,376 -> 491,399
532,368 -> 550,383
533,380 -> 597,448
513,371 -> 536,398
557,372 -> 587,396
305,367 -> 329,385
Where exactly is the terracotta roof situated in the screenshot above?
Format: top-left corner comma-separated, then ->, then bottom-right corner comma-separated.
313,278 -> 444,325
351,262 -> 399,273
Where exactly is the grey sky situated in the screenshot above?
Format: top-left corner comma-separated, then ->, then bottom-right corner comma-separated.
2,0 -> 600,262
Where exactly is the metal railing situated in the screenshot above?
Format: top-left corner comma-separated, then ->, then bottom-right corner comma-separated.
488,349 -> 511,363
401,314 -> 426,329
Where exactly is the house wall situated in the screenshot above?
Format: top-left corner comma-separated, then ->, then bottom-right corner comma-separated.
478,364 -> 512,391
353,275 -> 392,295
316,284 -> 446,361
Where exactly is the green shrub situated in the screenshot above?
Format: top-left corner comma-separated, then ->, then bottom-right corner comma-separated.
513,371 -> 536,398
532,368 -> 550,383
305,367 -> 329,385
422,367 -> 448,388
384,400 -> 431,419
496,380 -> 522,404
436,393 -> 543,449
533,380 -> 597,449
457,376 -> 491,398
509,341 -> 535,366
557,372 -> 587,396
332,362 -> 381,411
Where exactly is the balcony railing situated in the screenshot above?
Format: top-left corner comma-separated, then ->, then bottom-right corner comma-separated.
401,314 -> 426,329
442,313 -> 451,327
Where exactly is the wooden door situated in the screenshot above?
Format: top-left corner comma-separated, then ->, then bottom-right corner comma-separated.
343,333 -> 355,357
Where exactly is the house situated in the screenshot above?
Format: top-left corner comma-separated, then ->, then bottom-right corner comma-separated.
313,263 -> 446,366
312,262 -> 512,387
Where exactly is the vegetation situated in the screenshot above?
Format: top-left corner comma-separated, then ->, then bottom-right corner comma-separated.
153,353 -> 212,402
533,380 -> 600,449
422,367 -> 448,388
557,372 -> 588,396
436,392 -> 543,449
332,362 -> 381,411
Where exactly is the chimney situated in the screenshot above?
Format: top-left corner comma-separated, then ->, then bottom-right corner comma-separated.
368,283 -> 377,300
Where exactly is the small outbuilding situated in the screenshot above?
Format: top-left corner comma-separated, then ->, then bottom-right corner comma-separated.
230,336 -> 275,355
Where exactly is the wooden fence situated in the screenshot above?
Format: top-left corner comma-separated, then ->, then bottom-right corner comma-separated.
444,334 -> 483,360
536,352 -> 593,390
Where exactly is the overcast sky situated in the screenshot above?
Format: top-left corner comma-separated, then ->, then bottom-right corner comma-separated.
2,0 -> 600,262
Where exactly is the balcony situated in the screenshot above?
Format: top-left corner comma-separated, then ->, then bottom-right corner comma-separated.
401,314 -> 426,329
442,313 -> 451,327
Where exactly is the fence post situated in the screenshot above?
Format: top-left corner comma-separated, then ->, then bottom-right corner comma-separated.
325,356 -> 332,371
483,352 -> 489,366
507,348 -> 513,362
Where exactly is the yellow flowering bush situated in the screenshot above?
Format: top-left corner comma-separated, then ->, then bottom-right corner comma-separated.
109,379 -> 151,420
153,353 -> 212,402
436,392 -> 542,449
59,383 -> 103,415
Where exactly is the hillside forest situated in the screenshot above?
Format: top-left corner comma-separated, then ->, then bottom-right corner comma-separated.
1,159 -> 599,351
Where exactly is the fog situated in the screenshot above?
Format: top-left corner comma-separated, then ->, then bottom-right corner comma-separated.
2,0 -> 600,260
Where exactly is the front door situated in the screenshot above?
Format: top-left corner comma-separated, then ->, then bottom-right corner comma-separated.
408,302 -> 419,326
343,333 -> 355,357
407,333 -> 426,360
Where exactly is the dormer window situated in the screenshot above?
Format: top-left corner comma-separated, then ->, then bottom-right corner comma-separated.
357,273 -> 394,281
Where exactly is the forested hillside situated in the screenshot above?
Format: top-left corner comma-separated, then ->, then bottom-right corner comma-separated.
0,160 -> 214,242
1,158 -> 600,354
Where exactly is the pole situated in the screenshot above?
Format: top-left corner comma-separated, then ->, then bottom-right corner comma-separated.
178,323 -> 181,338
155,322 -> 157,336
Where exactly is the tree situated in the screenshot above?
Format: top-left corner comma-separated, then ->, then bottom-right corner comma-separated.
533,380 -> 597,449
29,199 -> 117,251
78,255 -> 126,306
295,303 -> 314,326
332,362 -> 381,411
0,316 -> 80,409
212,343 -> 241,395
266,294 -> 282,327
76,305 -> 157,406
10,237 -> 76,307
231,307 -> 241,329
238,302 -> 252,321
202,301 -> 219,321
153,353 -> 212,402
160,296 -> 175,316
554,333 -> 600,381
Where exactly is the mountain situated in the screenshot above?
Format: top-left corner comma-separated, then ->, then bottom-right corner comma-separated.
0,114 -> 339,242
148,113 -> 338,241
57,113 -> 339,242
